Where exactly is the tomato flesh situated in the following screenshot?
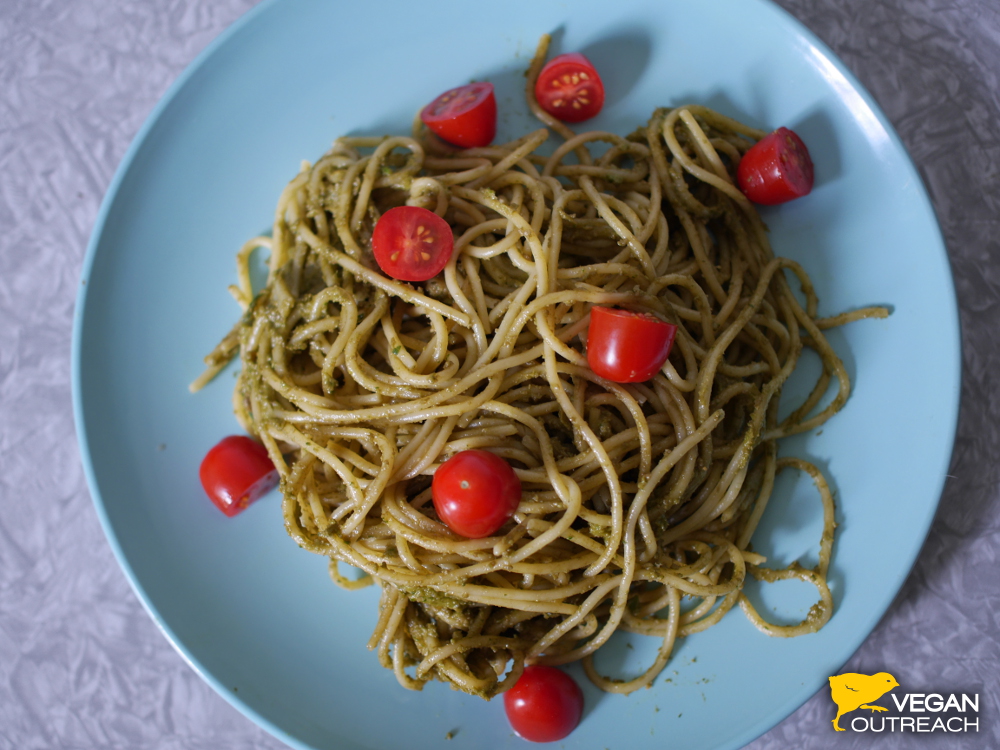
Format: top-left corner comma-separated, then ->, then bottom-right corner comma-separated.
504,665 -> 584,743
535,53 -> 605,123
199,435 -> 278,517
736,127 -> 814,205
420,82 -> 497,148
371,205 -> 454,282
587,306 -> 677,383
432,450 -> 521,538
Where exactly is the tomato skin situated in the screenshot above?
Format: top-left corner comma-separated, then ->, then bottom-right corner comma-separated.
371,205 -> 454,282
199,435 -> 278,517
736,127 -> 814,205
431,450 -> 521,538
587,306 -> 677,383
420,82 -> 497,148
535,52 -> 605,123
504,665 -> 584,743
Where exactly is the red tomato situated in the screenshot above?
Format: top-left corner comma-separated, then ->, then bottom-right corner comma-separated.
199,435 -> 278,517
420,82 -> 497,148
736,127 -> 815,205
587,306 -> 677,383
504,665 -> 584,743
431,450 -> 521,538
371,205 -> 454,282
534,52 -> 605,123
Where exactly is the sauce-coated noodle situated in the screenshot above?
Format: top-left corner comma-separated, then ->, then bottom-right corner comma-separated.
194,39 -> 887,698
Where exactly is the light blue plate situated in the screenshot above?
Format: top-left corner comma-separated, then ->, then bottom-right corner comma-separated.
72,0 -> 960,748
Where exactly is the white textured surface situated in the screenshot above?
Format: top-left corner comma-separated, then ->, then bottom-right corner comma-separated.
1,0 -> 997,747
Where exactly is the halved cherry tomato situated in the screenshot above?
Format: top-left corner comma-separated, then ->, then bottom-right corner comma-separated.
504,665 -> 584,743
199,435 -> 278,517
371,205 -> 454,282
431,450 -> 521,538
736,127 -> 814,205
587,306 -> 677,383
534,52 -> 605,123
420,82 -> 497,148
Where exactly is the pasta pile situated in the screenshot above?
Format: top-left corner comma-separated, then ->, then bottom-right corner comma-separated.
194,43 -> 886,699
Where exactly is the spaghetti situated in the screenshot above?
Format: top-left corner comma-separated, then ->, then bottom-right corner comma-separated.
194,39 -> 887,698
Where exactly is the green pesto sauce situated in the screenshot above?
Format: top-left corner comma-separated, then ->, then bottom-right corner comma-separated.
400,586 -> 467,610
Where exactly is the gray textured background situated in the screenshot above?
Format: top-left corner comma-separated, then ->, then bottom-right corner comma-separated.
1,0 -> 997,748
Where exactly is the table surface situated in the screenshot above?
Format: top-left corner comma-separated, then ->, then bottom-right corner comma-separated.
2,0 -> 997,748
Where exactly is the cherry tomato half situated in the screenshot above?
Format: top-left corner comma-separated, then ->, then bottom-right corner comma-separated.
199,435 -> 278,517
420,82 -> 497,148
371,205 -> 454,282
587,306 -> 677,384
431,450 -> 521,538
736,127 -> 814,205
504,665 -> 584,743
534,52 -> 605,123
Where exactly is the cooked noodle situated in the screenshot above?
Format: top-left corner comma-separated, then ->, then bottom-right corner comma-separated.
194,36 -> 887,698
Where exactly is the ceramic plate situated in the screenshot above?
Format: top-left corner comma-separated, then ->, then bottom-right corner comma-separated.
73,0 -> 960,747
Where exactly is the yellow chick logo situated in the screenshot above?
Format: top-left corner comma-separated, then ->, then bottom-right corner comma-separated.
828,672 -> 900,731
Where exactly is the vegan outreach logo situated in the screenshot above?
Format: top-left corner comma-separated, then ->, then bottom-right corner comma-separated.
828,672 -> 980,734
